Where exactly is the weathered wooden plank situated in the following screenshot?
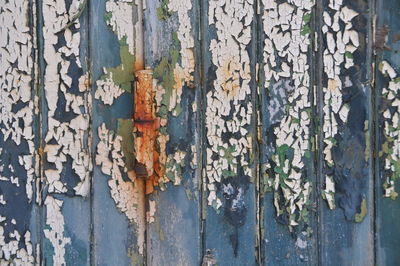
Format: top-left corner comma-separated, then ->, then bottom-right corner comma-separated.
375,0 -> 400,264
144,1 -> 202,265
0,0 -> 39,263
317,0 -> 374,265
40,0 -> 92,264
201,0 -> 258,264
258,1 -> 318,265
91,0 -> 145,265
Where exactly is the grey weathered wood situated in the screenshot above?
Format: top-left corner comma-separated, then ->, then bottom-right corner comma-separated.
317,0 -> 374,265
375,0 -> 400,264
144,1 -> 202,265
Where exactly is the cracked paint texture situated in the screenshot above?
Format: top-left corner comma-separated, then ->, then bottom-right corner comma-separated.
321,0 -> 369,221
0,0 -> 36,264
205,0 -> 254,214
43,196 -> 71,266
43,0 -> 92,197
321,1 -> 360,210
151,0 -> 197,191
379,61 -> 400,200
261,0 -> 314,229
95,123 -> 146,254
95,0 -> 135,106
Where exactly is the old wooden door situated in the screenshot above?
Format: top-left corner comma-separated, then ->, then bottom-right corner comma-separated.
1,0 -> 400,265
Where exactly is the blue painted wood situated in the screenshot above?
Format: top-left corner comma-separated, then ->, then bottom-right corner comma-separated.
375,0 -> 400,264
40,1 -> 91,264
317,0 -> 375,265
200,1 -> 258,265
3,1 -> 400,265
90,0 -> 143,265
0,1 -> 40,262
258,2 -> 318,265
144,1 -> 202,265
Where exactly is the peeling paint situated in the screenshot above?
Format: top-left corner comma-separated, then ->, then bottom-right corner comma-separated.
205,0 -> 254,212
43,196 -> 71,265
152,0 -> 196,189
379,61 -> 400,200
261,0 -> 314,229
321,1 -> 361,210
95,123 -> 146,254
43,0 -> 92,197
95,0 -> 136,106
0,0 -> 36,263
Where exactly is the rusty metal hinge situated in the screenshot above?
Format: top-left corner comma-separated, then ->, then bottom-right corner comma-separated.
133,69 -> 162,195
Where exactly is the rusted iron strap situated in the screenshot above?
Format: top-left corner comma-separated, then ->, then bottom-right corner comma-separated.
134,70 -> 156,180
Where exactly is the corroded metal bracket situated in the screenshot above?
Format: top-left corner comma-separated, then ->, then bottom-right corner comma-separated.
134,69 -> 160,194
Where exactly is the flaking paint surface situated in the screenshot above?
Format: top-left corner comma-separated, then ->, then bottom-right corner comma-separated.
0,0 -> 36,264
379,61 -> 400,200
261,0 -> 314,229
205,0 -> 254,212
43,0 -> 92,197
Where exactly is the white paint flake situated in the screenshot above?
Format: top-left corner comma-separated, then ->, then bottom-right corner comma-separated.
95,69 -> 124,105
43,0 -> 92,196
205,0 -> 254,210
105,0 -> 135,55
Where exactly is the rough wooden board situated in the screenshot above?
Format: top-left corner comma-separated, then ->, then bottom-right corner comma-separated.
317,0 -> 374,265
144,1 -> 202,265
201,0 -> 258,264
375,0 -> 400,264
90,0 -> 143,265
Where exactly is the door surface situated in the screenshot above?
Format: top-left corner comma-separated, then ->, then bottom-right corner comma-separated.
0,0 -> 399,265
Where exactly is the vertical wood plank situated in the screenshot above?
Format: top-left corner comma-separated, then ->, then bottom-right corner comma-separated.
90,0 -> 145,265
0,0 -> 39,264
318,0 -> 374,265
375,0 -> 400,264
40,1 -> 91,264
144,0 -> 202,265
201,0 -> 258,264
258,1 -> 317,265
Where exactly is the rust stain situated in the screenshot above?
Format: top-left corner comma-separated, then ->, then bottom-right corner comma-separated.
134,70 -> 162,194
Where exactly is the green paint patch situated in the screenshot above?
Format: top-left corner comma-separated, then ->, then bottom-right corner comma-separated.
157,0 -> 171,21
303,13 -> 311,23
101,38 -> 135,92
345,51 -> 354,59
104,11 -> 112,23
117,118 -> 135,171
185,188 -> 193,200
355,198 -> 367,223
300,24 -> 311,36
154,32 -> 182,118
128,245 -> 144,266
